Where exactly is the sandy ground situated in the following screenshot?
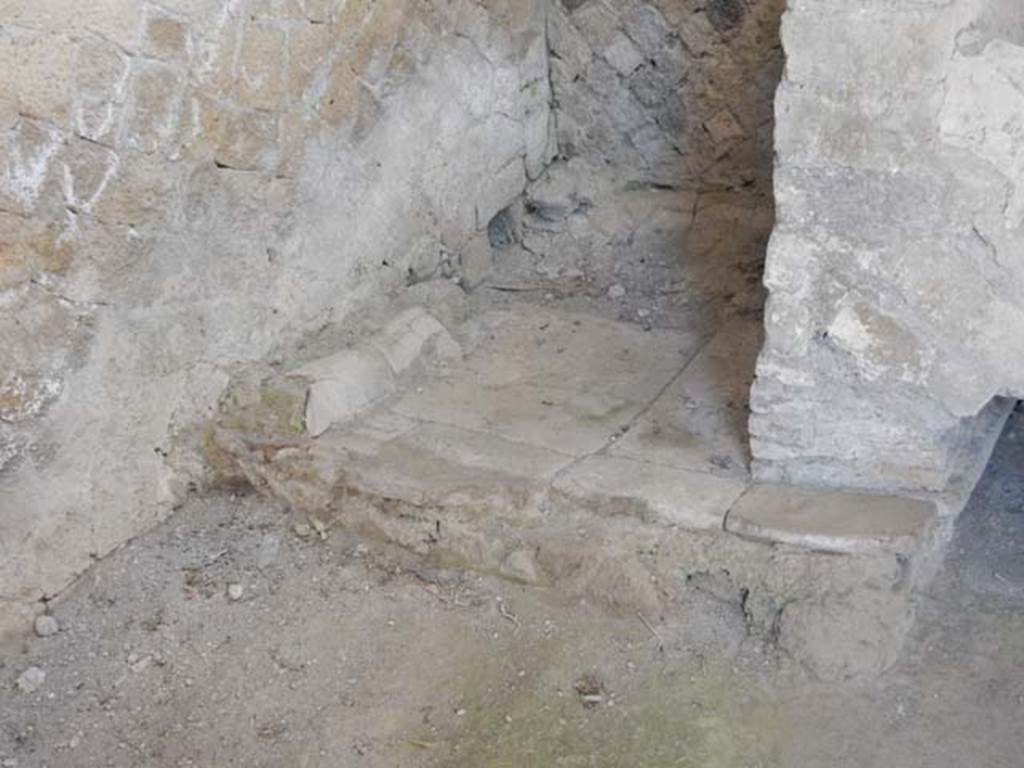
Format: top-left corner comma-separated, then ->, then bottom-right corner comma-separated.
2,407 -> 1022,768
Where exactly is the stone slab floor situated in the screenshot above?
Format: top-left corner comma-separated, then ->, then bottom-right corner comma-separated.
309,303 -> 758,532
1,406 -> 1022,767
220,294 -> 944,555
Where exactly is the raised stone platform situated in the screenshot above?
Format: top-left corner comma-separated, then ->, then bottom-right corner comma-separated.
202,302 -> 984,678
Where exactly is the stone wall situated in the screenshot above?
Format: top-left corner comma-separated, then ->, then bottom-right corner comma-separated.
506,0 -> 782,325
0,0 -> 552,625
547,0 -> 782,188
750,0 -> 1024,492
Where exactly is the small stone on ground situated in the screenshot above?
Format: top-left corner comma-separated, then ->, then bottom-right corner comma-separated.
15,667 -> 45,694
33,615 -> 58,637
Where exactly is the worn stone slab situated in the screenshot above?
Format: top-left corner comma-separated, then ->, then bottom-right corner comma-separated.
296,348 -> 395,437
611,316 -> 761,477
552,455 -> 748,530
289,307 -> 461,437
392,309 -> 700,457
300,417 -> 576,511
725,484 -> 938,555
394,422 -> 577,485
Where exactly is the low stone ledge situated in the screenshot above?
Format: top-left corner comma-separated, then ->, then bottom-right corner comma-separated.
725,483 -> 939,556
551,455 -> 748,530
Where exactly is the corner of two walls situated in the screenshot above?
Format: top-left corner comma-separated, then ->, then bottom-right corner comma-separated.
518,0 -> 783,333
0,0 -> 554,627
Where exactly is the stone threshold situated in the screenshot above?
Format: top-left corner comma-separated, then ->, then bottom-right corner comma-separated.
214,412 -> 944,555
209,303 -> 952,559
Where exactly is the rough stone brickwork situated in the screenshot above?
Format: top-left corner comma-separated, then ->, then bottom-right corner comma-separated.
547,0 -> 782,189
507,0 -> 782,323
0,0 -> 552,619
751,0 -> 1024,493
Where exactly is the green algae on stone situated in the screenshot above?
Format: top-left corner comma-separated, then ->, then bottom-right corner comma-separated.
219,379 -> 307,437
199,425 -> 249,490
416,622 -> 785,768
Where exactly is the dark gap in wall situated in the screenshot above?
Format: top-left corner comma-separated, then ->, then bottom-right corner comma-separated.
487,207 -> 518,250
947,401 -> 1024,599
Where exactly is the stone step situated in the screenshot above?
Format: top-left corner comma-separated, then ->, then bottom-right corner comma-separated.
726,483 -> 939,556
203,304 -> 952,680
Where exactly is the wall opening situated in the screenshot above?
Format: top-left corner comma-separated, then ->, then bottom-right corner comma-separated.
477,0 -> 785,476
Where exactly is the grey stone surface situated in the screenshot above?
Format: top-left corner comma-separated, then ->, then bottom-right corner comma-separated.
208,299 -> 951,563
290,307 -> 458,437
611,315 -> 762,476
210,304 -> 740,524
298,349 -> 395,438
552,454 -> 747,530
946,404 -> 1024,599
391,308 -> 701,456
750,0 -> 1024,493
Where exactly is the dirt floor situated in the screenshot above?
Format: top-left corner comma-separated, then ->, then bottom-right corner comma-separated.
2,407 -> 1022,768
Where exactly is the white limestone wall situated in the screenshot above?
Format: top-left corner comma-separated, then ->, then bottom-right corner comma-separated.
751,0 -> 1024,492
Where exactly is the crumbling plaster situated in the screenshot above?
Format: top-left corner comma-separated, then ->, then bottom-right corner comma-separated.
0,0 -> 553,621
